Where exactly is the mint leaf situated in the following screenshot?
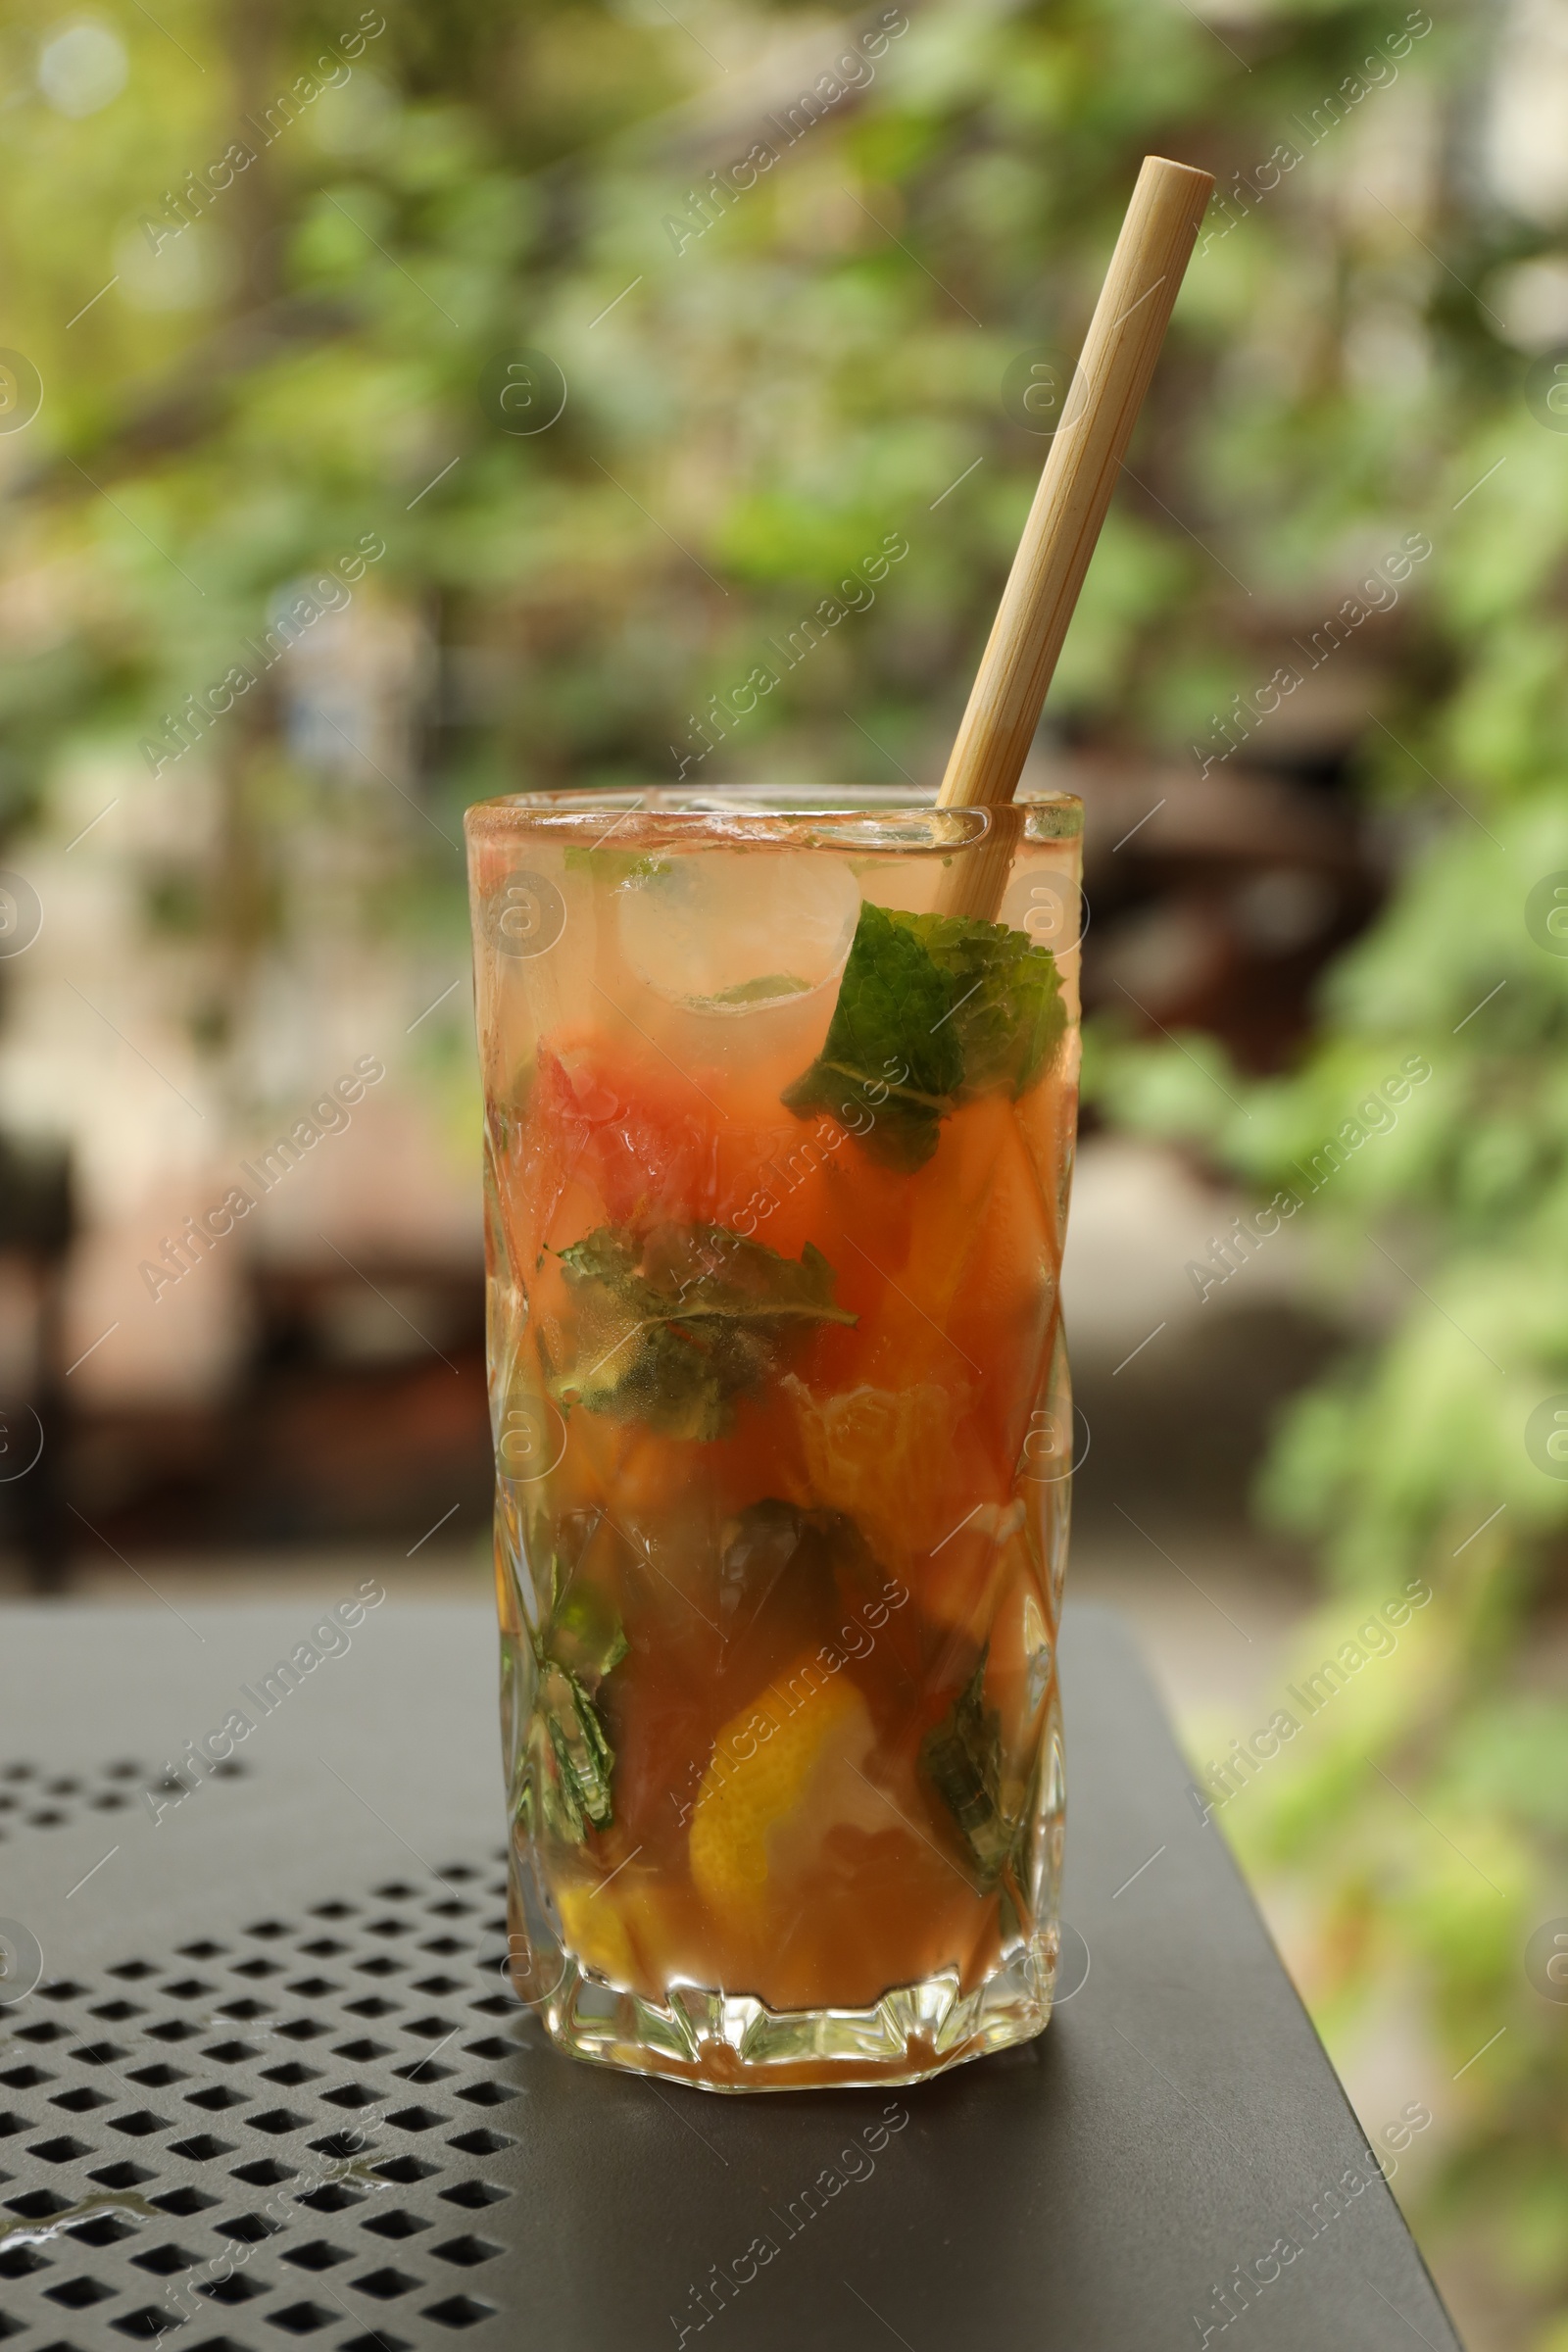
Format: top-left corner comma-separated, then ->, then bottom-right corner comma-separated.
539,1661 -> 615,1839
546,1558 -> 630,1686
551,1222 -> 857,1442
562,844 -> 669,888
532,1558 -> 626,1842
934,914 -> 1064,1098
783,902 -> 1064,1169
710,972 -> 810,1004
782,902 -> 961,1169
920,1648 -> 1018,1886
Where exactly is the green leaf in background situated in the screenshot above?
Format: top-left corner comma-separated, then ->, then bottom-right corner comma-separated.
783,902 -> 1064,1169
552,1221 -> 857,1441
1099,780 -> 1568,2339
1440,1699 -> 1568,1840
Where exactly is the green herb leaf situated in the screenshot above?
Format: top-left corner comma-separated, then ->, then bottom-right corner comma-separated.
547,1564 -> 630,1686
562,844 -> 670,888
540,1661 -> 616,1839
710,972 -> 810,1004
920,1648 -> 1017,1886
552,1221 -> 857,1442
532,1557 -> 627,1842
783,902 -> 1064,1169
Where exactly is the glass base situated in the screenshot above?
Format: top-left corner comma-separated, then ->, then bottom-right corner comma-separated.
509,1887 -> 1057,2092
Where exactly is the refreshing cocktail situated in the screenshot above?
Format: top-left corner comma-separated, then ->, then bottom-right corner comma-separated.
466,786 -> 1081,2089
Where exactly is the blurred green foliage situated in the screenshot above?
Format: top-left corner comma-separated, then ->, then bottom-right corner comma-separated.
1103,778 -> 1568,2339
2,0 -> 1565,2335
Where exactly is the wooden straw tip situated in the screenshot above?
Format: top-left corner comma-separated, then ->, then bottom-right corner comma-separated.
1141,155 -> 1217,195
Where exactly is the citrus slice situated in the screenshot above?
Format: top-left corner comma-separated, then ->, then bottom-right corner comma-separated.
782,1374 -> 964,1574
557,1881 -> 638,1984
689,1655 -> 873,1916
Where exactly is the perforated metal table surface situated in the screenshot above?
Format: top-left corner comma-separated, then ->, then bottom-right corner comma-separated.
0,1599 -> 1462,2352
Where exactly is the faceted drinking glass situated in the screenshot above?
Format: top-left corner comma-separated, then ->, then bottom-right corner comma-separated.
466,785 -> 1082,2090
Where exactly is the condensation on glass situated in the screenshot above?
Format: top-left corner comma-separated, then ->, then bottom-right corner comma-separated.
466,786 -> 1083,2091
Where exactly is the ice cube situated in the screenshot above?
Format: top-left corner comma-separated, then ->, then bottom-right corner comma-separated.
616,851 -> 858,1013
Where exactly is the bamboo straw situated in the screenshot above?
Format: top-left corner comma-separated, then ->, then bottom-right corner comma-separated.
936,155 -> 1213,919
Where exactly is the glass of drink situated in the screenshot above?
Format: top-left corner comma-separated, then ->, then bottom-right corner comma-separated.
466,784 -> 1082,2090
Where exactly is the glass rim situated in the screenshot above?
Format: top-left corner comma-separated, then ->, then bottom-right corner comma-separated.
464,782 -> 1083,849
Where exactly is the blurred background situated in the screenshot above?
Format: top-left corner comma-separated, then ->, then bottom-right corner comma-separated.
1,0 -> 1566,2338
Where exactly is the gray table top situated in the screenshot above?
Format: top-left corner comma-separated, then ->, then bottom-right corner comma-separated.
0,1596 -> 1462,2350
